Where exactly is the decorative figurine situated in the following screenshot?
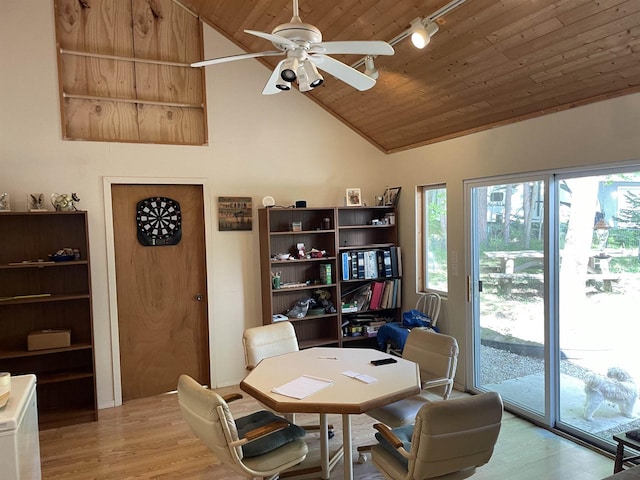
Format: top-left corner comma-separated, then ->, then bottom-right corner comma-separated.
51,193 -> 80,211
29,193 -> 46,211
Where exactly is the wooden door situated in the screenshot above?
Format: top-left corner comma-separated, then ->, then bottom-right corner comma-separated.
111,184 -> 209,401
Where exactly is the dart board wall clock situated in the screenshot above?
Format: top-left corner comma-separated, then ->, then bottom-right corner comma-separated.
136,197 -> 182,246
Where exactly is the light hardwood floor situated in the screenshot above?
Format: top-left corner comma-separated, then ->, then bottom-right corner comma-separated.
39,386 -> 617,479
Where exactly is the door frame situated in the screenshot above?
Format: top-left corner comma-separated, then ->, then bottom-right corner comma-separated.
103,177 -> 214,407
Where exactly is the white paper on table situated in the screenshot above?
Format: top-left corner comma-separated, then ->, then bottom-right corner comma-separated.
342,370 -> 377,384
272,375 -> 334,399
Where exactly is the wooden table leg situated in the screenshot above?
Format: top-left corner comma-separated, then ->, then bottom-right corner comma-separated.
615,440 -> 625,473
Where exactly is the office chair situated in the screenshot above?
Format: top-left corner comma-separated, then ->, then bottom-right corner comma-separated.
177,374 -> 308,480
363,329 -> 459,432
369,392 -> 503,480
242,322 -> 333,437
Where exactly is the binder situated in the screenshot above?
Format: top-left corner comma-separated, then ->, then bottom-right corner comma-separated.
341,252 -> 350,281
351,252 -> 358,279
390,247 -> 398,277
382,250 -> 392,277
364,250 -> 378,279
357,251 -> 365,279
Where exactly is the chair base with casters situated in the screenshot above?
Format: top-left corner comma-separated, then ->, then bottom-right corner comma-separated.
364,392 -> 503,480
177,374 -> 308,480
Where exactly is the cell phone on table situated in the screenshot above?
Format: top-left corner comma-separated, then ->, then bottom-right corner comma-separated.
371,358 -> 397,366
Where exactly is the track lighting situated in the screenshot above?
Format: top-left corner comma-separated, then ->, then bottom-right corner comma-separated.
297,60 -> 323,92
351,0 -> 467,77
280,57 -> 299,82
410,18 -> 439,49
363,55 -> 378,79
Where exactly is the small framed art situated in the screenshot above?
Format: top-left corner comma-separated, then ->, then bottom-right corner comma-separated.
218,196 -> 253,231
0,193 -> 10,212
29,193 -> 46,211
384,187 -> 401,206
346,188 -> 362,207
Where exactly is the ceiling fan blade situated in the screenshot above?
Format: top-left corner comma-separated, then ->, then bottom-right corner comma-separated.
262,59 -> 286,95
191,51 -> 283,67
310,54 -> 376,91
245,29 -> 297,49
310,41 -> 394,56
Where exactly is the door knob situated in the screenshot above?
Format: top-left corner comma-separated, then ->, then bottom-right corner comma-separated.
195,293 -> 204,301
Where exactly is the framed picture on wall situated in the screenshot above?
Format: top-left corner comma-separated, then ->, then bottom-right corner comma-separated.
384,187 -> 401,206
346,188 -> 362,207
218,196 -> 253,231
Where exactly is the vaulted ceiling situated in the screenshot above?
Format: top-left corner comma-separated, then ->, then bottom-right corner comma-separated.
180,0 -> 640,153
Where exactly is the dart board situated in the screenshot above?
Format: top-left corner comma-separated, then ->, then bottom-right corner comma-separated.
135,197 -> 182,246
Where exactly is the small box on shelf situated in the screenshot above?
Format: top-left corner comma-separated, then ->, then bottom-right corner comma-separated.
27,329 -> 71,351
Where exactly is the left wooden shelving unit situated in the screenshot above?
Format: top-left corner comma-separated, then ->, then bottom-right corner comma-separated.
0,211 -> 97,429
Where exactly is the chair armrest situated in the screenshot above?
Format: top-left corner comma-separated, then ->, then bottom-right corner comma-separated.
373,423 -> 403,448
373,423 -> 411,459
230,419 -> 290,447
222,393 -> 243,403
422,377 -> 450,389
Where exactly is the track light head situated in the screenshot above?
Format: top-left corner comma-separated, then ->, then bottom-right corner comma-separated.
410,18 -> 439,49
280,57 -> 299,82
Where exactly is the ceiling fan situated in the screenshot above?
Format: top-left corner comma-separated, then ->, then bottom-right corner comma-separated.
191,0 -> 394,95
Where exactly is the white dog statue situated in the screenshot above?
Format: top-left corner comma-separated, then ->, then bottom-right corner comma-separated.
583,367 -> 637,421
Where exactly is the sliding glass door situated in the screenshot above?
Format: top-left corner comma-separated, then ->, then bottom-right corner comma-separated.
469,176 -> 549,420
468,166 -> 640,447
556,171 -> 640,445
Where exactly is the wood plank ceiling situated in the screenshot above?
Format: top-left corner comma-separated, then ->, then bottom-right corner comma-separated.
179,0 -> 640,153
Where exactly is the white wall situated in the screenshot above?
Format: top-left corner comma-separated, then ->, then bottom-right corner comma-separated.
0,1 -> 388,408
3,1 -> 640,407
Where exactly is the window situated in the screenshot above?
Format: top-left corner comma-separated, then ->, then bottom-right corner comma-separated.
418,185 -> 448,293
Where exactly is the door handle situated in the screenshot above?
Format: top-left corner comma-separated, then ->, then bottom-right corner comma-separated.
195,293 -> 204,301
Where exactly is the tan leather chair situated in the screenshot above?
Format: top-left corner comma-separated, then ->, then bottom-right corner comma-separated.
365,329 -> 459,428
243,321 -> 299,370
370,392 -> 503,480
177,374 -> 308,480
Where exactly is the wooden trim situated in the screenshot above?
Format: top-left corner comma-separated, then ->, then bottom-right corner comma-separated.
59,48 -> 192,68
62,92 -> 203,109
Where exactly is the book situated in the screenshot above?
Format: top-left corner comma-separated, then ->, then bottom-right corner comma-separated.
369,281 -> 385,310
380,280 -> 393,309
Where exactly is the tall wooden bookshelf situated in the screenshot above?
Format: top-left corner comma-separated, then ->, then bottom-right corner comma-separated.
0,211 -> 97,429
258,206 -> 400,348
